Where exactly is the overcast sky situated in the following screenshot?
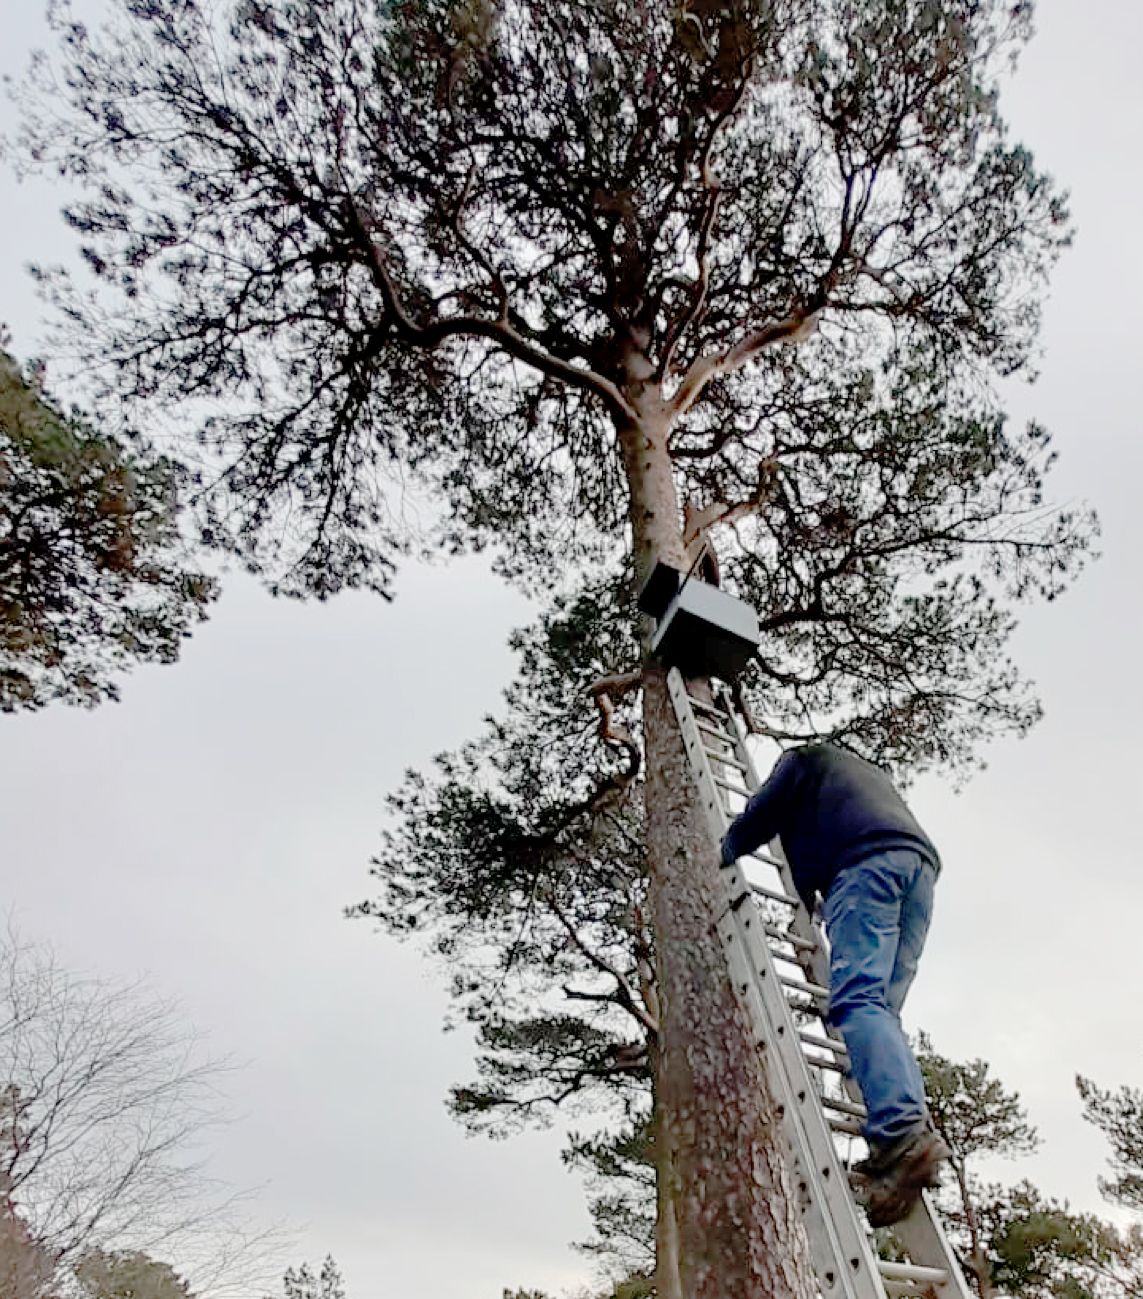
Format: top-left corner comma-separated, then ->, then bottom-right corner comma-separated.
2,3 -> 1142,1297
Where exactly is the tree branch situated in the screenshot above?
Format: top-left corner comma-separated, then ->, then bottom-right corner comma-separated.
344,196 -> 638,422
658,58 -> 756,382
670,308 -> 820,417
588,670 -> 644,762
631,903 -> 660,1032
677,455 -> 782,556
548,896 -> 659,1039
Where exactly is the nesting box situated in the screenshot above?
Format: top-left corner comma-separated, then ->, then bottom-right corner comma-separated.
637,559 -> 760,682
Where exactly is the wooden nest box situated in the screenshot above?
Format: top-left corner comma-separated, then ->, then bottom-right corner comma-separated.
637,558 -> 760,682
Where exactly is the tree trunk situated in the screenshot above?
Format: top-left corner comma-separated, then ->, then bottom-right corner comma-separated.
955,1165 -> 995,1299
617,392 -> 818,1299
968,1248 -> 995,1299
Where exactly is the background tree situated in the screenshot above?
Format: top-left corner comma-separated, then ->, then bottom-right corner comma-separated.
0,341 -> 216,711
1078,1078 -> 1143,1214
280,1256 -> 346,1299
1072,1075 -> 1143,1299
921,1032 -> 1041,1298
16,1 -> 1095,1294
0,1181 -> 56,1299
979,1197 -> 1143,1299
0,929 -> 282,1298
918,1035 -> 1137,1299
75,1249 -> 197,1299
566,1118 -> 656,1290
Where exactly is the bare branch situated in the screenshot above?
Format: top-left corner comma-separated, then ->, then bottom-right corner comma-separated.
0,927 -> 283,1297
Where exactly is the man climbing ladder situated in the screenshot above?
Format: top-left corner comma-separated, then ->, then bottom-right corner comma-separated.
720,740 -> 951,1227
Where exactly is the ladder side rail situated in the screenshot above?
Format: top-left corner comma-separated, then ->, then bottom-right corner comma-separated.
890,1195 -> 974,1299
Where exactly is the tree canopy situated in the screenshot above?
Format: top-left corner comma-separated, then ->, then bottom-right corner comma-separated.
16,0 -> 1094,767
281,1256 -> 347,1299
0,344 -> 215,711
1079,1077 -> 1143,1214
354,576 -> 651,1134
75,1250 -> 197,1299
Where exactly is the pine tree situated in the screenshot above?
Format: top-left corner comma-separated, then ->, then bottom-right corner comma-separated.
566,1117 -> 656,1289
18,2 -> 1095,1293
919,1035 -> 1121,1299
1078,1078 -> 1143,1214
0,345 -> 215,710
282,1256 -> 346,1299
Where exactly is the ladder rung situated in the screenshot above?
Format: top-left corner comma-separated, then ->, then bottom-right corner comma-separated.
880,1263 -> 952,1284
749,882 -> 798,907
763,923 -> 817,954
879,1262 -> 951,1296
798,1030 -> 849,1059
780,974 -> 830,1001
820,1094 -> 867,1119
883,1282 -> 941,1299
714,775 -> 753,799
828,1114 -> 863,1137
695,717 -> 737,743
701,744 -> 749,774
805,1054 -> 848,1075
744,848 -> 790,871
685,693 -> 726,720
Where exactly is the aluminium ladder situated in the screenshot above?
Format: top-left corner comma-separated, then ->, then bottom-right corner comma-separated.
666,667 -> 972,1299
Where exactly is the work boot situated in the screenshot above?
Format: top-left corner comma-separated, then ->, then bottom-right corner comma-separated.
855,1124 -> 949,1183
853,1131 -> 920,1179
855,1131 -> 951,1229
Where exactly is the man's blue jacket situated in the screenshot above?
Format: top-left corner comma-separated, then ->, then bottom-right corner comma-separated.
720,742 -> 940,912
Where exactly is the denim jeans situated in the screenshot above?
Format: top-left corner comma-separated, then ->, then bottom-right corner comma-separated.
823,847 -> 936,1146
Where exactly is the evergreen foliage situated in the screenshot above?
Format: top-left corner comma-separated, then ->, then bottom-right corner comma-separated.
0,346 -> 215,711
1078,1078 -> 1143,1214
15,0 -> 1093,766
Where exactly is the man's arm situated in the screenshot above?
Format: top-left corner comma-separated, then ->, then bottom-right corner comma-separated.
721,749 -> 802,864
